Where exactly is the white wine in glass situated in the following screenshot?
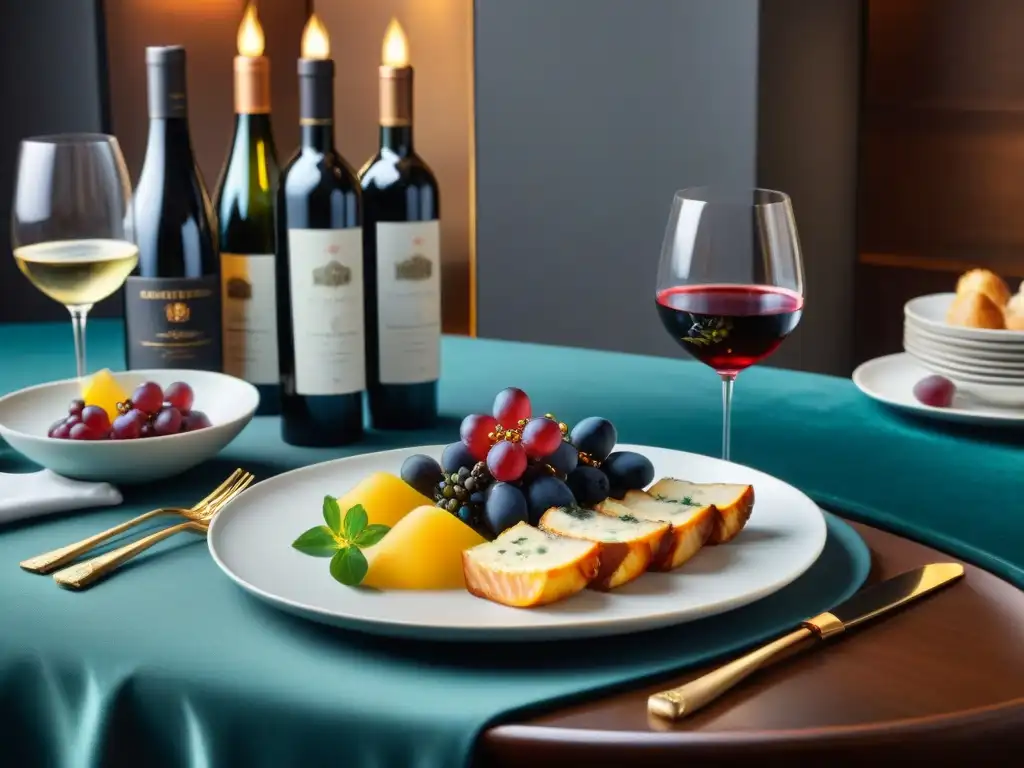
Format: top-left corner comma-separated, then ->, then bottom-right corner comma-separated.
11,134 -> 136,379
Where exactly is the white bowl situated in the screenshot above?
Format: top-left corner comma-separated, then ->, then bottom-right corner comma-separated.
905,293 -> 1024,344
0,369 -> 259,483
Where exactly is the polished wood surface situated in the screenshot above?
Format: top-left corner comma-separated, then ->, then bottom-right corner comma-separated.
479,521 -> 1024,766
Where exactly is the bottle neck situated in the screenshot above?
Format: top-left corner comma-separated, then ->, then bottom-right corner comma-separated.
301,123 -> 335,153
233,113 -> 275,146
145,116 -> 195,160
380,125 -> 413,157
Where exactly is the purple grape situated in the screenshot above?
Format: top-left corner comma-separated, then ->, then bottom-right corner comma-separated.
80,405 -> 111,433
152,406 -> 183,436
131,381 -> 164,415
51,422 -> 72,440
181,410 -> 211,432
164,381 -> 194,414
64,415 -> 82,429
111,409 -> 146,440
47,419 -> 65,438
140,423 -> 155,439
69,423 -> 102,441
68,399 -> 85,416
912,375 -> 955,408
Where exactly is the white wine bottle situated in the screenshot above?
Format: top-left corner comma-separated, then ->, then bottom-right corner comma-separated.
215,5 -> 282,414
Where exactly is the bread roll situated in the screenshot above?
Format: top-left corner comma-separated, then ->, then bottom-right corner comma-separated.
946,290 -> 1005,329
956,269 -> 1011,307
1005,311 -> 1024,332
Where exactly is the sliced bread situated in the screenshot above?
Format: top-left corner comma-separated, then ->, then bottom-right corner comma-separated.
538,506 -> 670,590
462,522 -> 601,607
646,479 -> 754,544
600,494 -> 716,570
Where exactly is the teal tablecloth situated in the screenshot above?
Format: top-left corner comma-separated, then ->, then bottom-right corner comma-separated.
0,321 -> 1019,767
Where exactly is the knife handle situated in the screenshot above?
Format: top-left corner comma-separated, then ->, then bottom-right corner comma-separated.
648,612 -> 844,720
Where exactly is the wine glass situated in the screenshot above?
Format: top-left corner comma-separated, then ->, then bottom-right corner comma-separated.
655,187 -> 804,461
11,134 -> 136,379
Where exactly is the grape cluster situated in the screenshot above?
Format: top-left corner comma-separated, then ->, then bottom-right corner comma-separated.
400,387 -> 656,540
47,380 -> 211,441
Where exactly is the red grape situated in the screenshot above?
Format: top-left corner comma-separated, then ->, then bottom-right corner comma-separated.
492,387 -> 531,425
521,417 -> 562,459
913,375 -> 955,408
69,423 -> 103,441
68,399 -> 85,416
140,423 -> 155,438
80,405 -> 111,433
152,406 -> 183,436
51,422 -> 72,440
47,419 -> 64,437
487,440 -> 528,482
181,410 -> 211,432
64,415 -> 82,428
164,381 -> 194,413
131,381 -> 164,415
112,409 -> 147,440
460,413 -> 498,460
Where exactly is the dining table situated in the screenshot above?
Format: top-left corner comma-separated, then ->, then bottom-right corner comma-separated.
1,320 -> 1022,767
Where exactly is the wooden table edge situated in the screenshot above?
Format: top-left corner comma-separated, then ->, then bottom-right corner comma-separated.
478,519 -> 1024,765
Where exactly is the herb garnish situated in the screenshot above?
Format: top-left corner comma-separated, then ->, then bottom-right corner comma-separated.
563,505 -> 593,520
652,493 -> 701,507
618,513 -> 639,523
511,537 -> 528,545
291,496 -> 390,586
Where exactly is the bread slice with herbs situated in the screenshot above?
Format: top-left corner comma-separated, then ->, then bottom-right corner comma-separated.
598,494 -> 716,570
461,522 -> 601,608
646,479 -> 754,544
538,505 -> 670,590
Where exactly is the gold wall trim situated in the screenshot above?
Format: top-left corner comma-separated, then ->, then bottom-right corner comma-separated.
859,251 -> 1024,275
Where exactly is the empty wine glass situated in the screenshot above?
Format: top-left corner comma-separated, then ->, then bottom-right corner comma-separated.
655,187 -> 805,461
11,134 -> 136,378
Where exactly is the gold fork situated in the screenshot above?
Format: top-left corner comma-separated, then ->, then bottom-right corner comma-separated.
52,471 -> 254,590
20,468 -> 248,574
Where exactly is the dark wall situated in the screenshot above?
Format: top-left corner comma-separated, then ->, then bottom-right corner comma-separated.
0,0 -> 112,323
473,0 -> 862,375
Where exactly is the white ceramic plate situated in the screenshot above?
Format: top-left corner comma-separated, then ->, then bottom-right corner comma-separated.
904,326 -> 1024,367
0,369 -> 259,483
905,293 -> 1024,343
853,353 -> 1024,425
904,322 -> 1024,358
208,444 -> 827,641
903,339 -> 1024,378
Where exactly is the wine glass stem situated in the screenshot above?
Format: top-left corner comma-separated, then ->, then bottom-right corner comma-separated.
68,304 -> 93,379
720,374 -> 736,462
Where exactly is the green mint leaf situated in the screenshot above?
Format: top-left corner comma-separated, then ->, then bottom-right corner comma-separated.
343,504 -> 368,541
322,496 -> 343,534
292,526 -> 340,557
330,546 -> 368,586
354,523 -> 390,548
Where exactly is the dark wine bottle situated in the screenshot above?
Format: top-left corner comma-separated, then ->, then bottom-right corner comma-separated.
125,46 -> 222,371
215,10 -> 282,415
276,21 -> 365,446
360,20 -> 440,430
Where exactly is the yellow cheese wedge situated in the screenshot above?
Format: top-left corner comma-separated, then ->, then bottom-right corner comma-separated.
80,369 -> 129,421
363,505 -> 487,590
333,472 -> 432,529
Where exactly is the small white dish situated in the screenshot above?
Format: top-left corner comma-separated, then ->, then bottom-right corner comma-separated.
905,293 -> 1024,343
208,444 -> 827,642
0,369 -> 259,483
852,353 -> 1024,426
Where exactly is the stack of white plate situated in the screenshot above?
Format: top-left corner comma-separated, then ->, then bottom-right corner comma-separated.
903,293 -> 1024,406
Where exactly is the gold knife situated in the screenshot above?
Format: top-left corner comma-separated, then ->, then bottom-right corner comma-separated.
648,562 -> 965,720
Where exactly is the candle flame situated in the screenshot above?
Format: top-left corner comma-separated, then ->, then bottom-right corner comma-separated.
382,18 -> 409,67
237,3 -> 265,57
301,13 -> 330,60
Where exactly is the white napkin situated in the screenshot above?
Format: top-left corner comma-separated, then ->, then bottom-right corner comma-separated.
0,470 -> 123,524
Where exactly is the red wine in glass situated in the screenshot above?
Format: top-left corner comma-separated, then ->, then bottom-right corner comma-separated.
656,285 -> 803,376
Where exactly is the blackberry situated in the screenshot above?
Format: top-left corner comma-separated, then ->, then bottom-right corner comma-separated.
435,461 -> 494,524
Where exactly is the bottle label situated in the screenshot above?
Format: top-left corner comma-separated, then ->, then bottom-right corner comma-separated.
287,228 -> 366,396
124,275 -> 222,370
221,253 -> 279,385
375,221 -> 441,384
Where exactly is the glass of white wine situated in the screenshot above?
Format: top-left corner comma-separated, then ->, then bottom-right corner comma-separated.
11,134 -> 137,378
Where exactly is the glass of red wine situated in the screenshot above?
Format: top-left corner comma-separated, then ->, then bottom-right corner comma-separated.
655,187 -> 804,461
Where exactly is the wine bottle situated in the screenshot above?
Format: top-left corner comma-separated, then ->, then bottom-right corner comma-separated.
276,18 -> 365,446
125,46 -> 222,372
215,6 -> 282,414
360,20 -> 441,430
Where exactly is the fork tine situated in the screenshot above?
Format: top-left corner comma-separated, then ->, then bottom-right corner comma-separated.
202,472 -> 255,518
191,468 -> 245,511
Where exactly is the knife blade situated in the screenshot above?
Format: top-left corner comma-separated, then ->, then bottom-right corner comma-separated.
648,562 -> 965,720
